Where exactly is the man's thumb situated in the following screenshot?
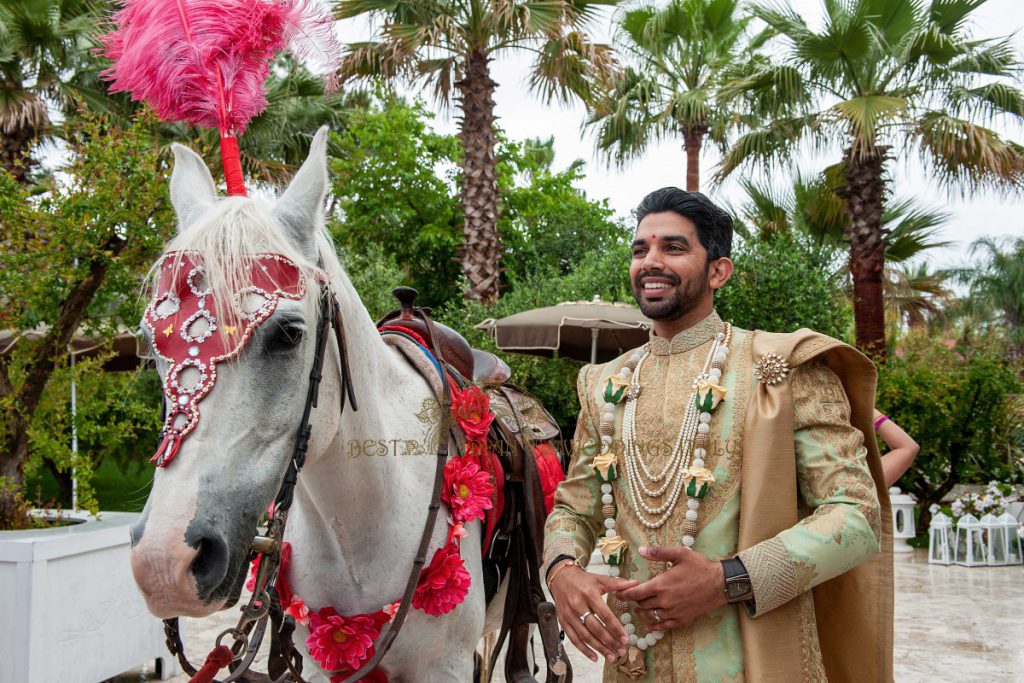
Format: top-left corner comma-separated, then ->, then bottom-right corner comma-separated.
639,545 -> 687,562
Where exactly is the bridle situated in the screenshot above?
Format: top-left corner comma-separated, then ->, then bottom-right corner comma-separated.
161,275 -> 459,683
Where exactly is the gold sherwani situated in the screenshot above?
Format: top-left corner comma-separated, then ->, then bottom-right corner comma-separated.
543,311 -> 893,682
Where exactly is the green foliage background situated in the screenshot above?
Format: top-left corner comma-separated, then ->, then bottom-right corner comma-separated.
875,333 -> 1024,525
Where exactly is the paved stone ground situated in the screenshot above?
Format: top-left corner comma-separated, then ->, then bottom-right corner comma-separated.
112,549 -> 1023,682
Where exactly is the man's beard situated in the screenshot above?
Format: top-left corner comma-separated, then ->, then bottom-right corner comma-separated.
632,269 -> 710,321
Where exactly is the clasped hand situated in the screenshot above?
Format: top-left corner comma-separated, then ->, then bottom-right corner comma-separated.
550,546 -> 726,662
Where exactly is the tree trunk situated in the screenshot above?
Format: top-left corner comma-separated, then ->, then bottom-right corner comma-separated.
0,122 -> 37,184
455,50 -> 501,303
0,234 -> 126,527
681,125 -> 707,192
0,89 -> 47,184
837,149 -> 888,357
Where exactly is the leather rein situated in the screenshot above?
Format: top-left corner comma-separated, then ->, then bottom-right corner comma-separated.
161,282 -> 456,683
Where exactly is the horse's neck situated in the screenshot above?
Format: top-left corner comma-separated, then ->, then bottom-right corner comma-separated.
285,271 -> 443,613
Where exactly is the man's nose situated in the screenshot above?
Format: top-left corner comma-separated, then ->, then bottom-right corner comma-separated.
640,246 -> 664,271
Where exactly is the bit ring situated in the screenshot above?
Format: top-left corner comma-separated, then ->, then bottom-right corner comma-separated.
653,608 -> 662,622
578,610 -> 593,625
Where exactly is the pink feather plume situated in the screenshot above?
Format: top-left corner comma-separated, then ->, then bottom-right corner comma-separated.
102,0 -> 340,136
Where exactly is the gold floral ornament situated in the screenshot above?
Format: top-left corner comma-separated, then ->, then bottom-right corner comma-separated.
755,352 -> 790,386
597,532 -> 628,567
694,378 -> 727,412
616,644 -> 647,679
683,466 -> 715,499
592,450 -> 617,482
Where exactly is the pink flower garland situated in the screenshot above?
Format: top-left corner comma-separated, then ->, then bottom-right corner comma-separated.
249,379 -> 500,681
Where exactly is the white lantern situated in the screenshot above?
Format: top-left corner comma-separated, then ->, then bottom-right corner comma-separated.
997,512 -> 1023,565
979,514 -> 1007,566
889,487 -> 917,553
954,513 -> 985,567
928,512 -> 953,565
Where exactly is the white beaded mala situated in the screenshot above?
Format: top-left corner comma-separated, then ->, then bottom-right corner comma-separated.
592,323 -> 733,656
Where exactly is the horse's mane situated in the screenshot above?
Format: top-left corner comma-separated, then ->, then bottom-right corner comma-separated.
147,196 -> 348,333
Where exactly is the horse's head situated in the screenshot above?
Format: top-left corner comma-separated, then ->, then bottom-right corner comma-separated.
130,128 -> 343,618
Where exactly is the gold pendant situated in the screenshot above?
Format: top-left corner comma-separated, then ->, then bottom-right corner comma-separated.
616,645 -> 648,679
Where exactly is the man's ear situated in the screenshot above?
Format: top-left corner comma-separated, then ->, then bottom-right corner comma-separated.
169,144 -> 218,231
709,257 -> 734,291
273,126 -> 329,259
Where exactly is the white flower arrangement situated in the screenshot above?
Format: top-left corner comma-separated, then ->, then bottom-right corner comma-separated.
945,482 -> 1019,524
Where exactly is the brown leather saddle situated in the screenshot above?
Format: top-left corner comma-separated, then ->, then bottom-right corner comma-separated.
378,288 -> 571,683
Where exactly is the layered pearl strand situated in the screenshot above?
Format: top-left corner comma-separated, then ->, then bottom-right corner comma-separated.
594,323 -> 733,656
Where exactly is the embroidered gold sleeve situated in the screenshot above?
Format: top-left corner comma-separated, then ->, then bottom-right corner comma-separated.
739,358 -> 881,616
543,365 -> 605,570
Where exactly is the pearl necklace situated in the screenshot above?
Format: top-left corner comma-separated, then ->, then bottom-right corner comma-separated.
593,322 -> 733,656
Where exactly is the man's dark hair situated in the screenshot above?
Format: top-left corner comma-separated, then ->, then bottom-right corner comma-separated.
634,187 -> 733,261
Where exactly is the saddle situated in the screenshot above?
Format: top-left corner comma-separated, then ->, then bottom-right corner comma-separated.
377,288 -> 571,683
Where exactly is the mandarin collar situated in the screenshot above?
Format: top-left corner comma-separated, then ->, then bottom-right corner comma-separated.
648,310 -> 723,356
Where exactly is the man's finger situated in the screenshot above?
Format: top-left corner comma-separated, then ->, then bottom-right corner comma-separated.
615,574 -> 664,603
560,619 -> 600,663
585,610 -> 622,663
590,596 -> 630,651
595,575 -> 639,594
639,545 -> 689,564
648,617 -> 680,632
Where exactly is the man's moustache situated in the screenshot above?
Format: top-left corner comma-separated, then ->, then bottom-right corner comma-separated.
633,272 -> 681,288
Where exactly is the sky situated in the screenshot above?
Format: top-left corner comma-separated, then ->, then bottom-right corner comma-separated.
337,0 -> 1024,270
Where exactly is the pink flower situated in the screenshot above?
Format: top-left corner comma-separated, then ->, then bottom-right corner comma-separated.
450,522 -> 468,541
450,385 -> 494,443
412,543 -> 471,617
383,601 -> 401,621
441,457 -> 494,524
305,607 -> 382,672
285,596 -> 309,625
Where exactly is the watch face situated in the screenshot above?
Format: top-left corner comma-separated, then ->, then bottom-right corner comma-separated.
727,580 -> 752,601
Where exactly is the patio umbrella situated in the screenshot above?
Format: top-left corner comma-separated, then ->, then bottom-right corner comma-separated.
477,297 -> 651,364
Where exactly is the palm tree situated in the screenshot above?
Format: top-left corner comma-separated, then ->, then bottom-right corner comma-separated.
734,171 -> 954,334
0,0 -> 108,183
718,0 -> 1024,355
333,0 -> 617,303
587,0 -> 752,190
954,236 -> 1024,355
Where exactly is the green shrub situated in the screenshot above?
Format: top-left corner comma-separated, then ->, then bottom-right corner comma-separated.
716,234 -> 851,339
875,332 -> 1024,527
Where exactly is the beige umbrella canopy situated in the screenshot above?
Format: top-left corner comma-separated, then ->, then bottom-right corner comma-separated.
0,328 -> 144,372
477,297 -> 651,364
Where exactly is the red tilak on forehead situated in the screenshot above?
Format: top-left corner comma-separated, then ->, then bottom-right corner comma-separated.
143,251 -> 306,466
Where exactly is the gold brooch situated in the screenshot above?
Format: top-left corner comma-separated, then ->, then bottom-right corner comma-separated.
755,352 -> 790,386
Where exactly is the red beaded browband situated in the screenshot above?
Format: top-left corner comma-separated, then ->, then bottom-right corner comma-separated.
143,251 -> 306,466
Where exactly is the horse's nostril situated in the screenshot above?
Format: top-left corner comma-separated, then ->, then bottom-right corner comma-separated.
189,530 -> 230,600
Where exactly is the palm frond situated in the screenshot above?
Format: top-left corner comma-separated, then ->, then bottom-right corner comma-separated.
914,111 -> 1024,191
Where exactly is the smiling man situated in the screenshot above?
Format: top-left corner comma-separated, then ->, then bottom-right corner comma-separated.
543,188 -> 894,682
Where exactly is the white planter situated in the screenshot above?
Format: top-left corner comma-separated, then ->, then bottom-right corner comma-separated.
0,511 -> 180,683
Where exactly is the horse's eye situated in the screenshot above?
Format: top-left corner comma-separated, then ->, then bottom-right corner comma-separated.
267,324 -> 304,353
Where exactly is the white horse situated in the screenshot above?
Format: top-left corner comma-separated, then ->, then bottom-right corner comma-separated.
130,128 -> 493,681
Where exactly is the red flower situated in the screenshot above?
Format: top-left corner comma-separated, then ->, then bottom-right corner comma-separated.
285,596 -> 309,625
533,442 -> 565,515
305,607 -> 384,672
441,456 -> 494,524
244,541 -> 293,607
450,385 -> 494,443
412,543 -> 471,616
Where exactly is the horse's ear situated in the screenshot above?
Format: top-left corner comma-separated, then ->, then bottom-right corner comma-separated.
169,143 -> 218,231
274,126 -> 330,258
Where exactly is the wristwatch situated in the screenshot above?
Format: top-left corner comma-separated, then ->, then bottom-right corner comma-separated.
721,557 -> 753,604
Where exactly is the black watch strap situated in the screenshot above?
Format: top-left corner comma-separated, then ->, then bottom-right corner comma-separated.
721,556 -> 753,604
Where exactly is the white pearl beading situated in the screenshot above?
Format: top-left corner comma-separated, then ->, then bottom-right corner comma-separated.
619,324 -> 732,530
596,323 -> 733,656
